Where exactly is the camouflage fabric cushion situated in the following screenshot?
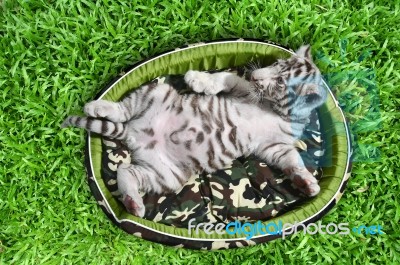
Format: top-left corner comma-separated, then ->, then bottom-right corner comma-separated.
100,73 -> 325,228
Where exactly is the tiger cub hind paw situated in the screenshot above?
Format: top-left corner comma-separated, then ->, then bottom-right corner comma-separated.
123,194 -> 145,217
84,100 -> 120,121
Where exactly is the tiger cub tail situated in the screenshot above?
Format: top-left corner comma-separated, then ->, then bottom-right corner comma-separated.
62,116 -> 127,140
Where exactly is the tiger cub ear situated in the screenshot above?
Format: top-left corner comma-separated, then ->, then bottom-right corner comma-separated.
296,45 -> 312,60
304,83 -> 320,95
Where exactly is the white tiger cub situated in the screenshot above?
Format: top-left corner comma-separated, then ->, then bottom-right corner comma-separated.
63,45 -> 327,217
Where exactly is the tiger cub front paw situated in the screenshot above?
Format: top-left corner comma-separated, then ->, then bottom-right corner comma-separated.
122,194 -> 145,217
287,167 -> 320,197
184,70 -> 222,95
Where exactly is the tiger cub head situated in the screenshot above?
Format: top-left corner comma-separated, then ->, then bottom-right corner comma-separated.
249,45 -> 327,120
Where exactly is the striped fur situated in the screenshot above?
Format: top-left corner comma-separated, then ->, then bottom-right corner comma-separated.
63,45 -> 327,217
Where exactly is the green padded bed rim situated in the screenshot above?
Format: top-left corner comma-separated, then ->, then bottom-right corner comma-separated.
85,39 -> 352,246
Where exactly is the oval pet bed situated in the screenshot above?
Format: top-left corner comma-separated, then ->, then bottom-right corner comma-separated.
85,39 -> 352,250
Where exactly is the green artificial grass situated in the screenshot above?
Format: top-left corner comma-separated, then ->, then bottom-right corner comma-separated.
0,0 -> 399,264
